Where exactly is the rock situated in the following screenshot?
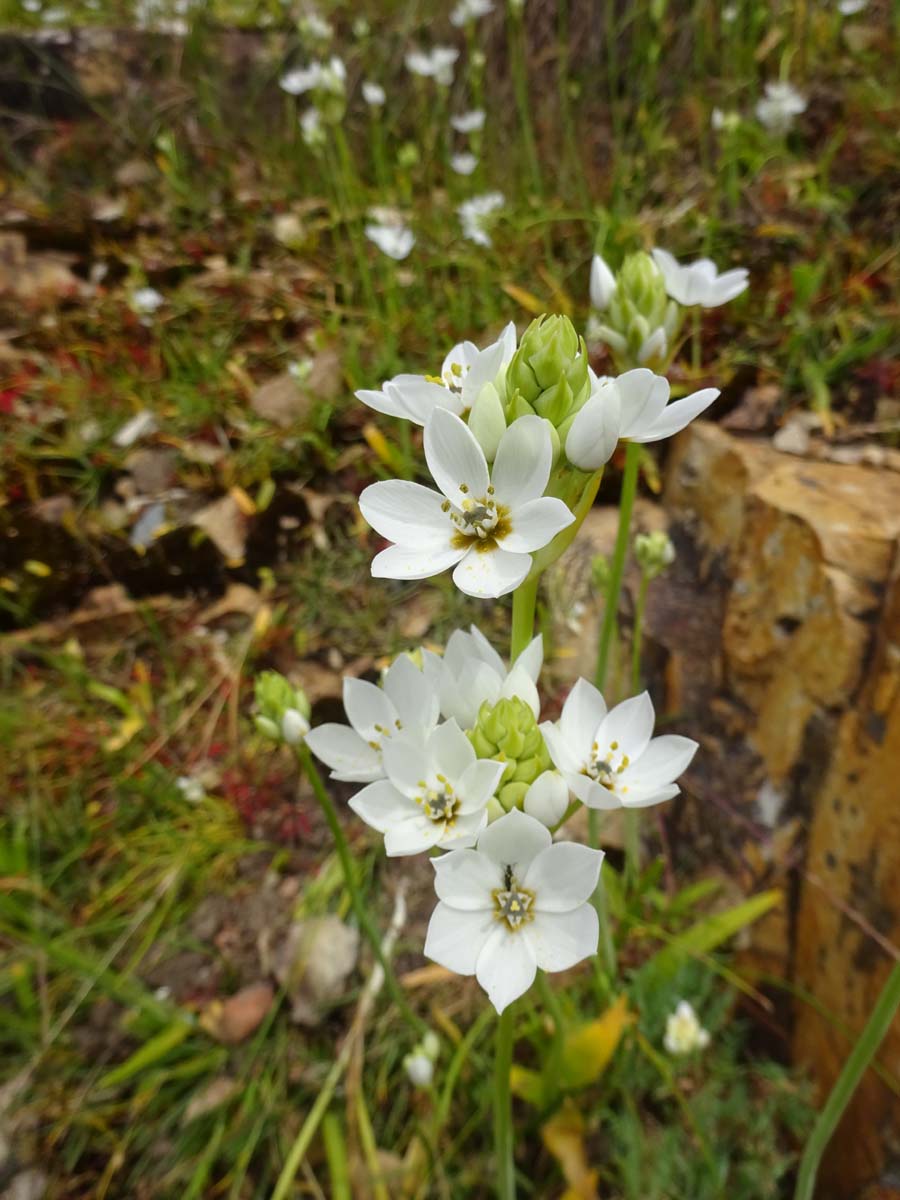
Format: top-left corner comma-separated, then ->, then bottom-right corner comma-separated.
192,494 -> 248,564
250,372 -> 311,429
2,1171 -> 48,1200
272,916 -> 359,1026
199,982 -> 274,1045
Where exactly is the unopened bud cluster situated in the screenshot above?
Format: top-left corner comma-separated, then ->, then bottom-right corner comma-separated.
254,671 -> 311,745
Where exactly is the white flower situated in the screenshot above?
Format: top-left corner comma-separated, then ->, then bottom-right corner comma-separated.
349,719 -> 505,856
176,775 -> 205,803
450,152 -> 479,175
458,191 -> 505,247
541,680 -> 698,810
838,0 -> 867,12
664,1000 -> 711,1055
280,56 -> 345,97
565,368 -> 719,469
651,248 -> 748,307
404,1052 -> 434,1087
722,2 -> 737,19
300,108 -> 325,148
365,222 -> 415,260
281,708 -> 310,745
437,625 -> 543,729
523,770 -> 569,827
305,655 -> 439,783
450,0 -> 494,24
299,9 -> 332,41
356,322 -> 516,427
754,81 -> 806,133
425,809 -> 604,1012
711,107 -> 740,132
451,109 -> 486,133
131,287 -> 164,315
362,80 -> 386,106
589,254 -> 617,311
405,46 -> 459,86
360,410 -> 574,598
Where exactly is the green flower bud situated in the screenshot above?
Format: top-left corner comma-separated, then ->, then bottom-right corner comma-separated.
468,696 -> 551,812
254,671 -> 311,744
592,553 -> 612,592
598,252 -> 683,371
505,315 -> 590,428
634,530 -> 675,580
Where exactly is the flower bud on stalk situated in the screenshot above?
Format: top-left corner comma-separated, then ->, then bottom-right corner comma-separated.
634,530 -> 676,580
592,252 -> 681,372
505,315 -> 591,429
469,696 -> 552,812
254,671 -> 311,745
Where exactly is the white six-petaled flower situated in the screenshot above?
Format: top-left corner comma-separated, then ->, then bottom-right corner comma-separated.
362,80 -> 386,106
458,192 -> 505,247
754,80 -> 806,133
405,46 -> 459,86
305,654 -> 439,782
450,0 -> 494,25
424,808 -> 604,1012
651,248 -> 749,308
541,679 -> 698,810
565,368 -> 719,470
451,109 -> 486,133
430,625 -> 543,729
359,410 -> 574,598
664,1000 -> 711,1055
349,720 -> 506,856
365,222 -> 415,260
451,152 -> 479,176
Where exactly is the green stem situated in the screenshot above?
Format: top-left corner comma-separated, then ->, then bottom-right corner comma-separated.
510,577 -> 539,661
296,745 -> 426,1036
691,306 -> 702,373
794,959 -> 900,1200
493,1005 -> 516,1200
631,573 -> 649,694
594,441 -> 641,694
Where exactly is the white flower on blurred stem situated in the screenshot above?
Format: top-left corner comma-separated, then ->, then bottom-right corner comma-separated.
458,191 -> 505,247
362,80 -> 386,106
176,775 -> 205,803
349,720 -> 506,855
541,680 -> 698,809
451,109 -> 486,133
664,1000 -> 711,1055
299,9 -> 332,41
357,323 -> 516,427
281,708 -> 310,745
359,410 -> 574,598
405,46 -> 459,86
566,369 -> 719,469
651,248 -> 748,307
404,1052 -> 434,1087
754,81 -> 807,133
305,655 -> 439,783
425,808 -> 604,1013
838,0 -> 867,13
589,254 -> 617,311
299,108 -> 325,148
450,0 -> 493,24
523,770 -> 569,827
711,107 -> 740,132
131,287 -> 164,315
451,152 -> 479,176
280,56 -> 345,97
365,222 -> 415,260
437,625 -> 543,729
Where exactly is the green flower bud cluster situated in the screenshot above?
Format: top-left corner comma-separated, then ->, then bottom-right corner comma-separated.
254,671 -> 311,745
594,252 -> 681,371
505,315 -> 591,438
634,530 -> 676,580
468,696 -> 551,812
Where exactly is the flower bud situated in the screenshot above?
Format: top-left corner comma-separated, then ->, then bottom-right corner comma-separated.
505,315 -> 590,429
634,530 -> 675,580
595,251 -> 681,372
590,253 -> 617,311
254,671 -> 311,745
468,696 -> 552,811
523,770 -> 569,827
468,382 -> 507,460
404,1052 -> 434,1087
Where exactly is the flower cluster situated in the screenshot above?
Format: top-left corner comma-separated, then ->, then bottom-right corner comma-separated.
305,627 -> 698,1011
280,55 -> 347,147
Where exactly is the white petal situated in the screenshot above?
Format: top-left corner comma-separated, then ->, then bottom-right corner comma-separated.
499,497 -> 574,554
595,692 -> 655,760
457,758 -> 507,813
305,724 -> 383,782
428,719 -> 475,781
621,782 -> 680,808
440,660 -> 499,728
425,901 -> 495,974
385,817 -> 439,856
567,773 -> 622,810
476,925 -> 537,1013
462,338 -> 507,403
348,780 -> 411,832
632,388 -> 719,443
523,771 -> 569,827
637,327 -> 667,364
524,843 -> 604,911
540,722 -> 582,775
424,408 -> 489,507
490,415 -> 553,507
565,384 -> 621,470
590,253 -> 617,311
512,633 -> 543,683
452,548 -> 531,598
382,734 -> 432,798
433,847 -> 502,908
383,654 -> 440,737
390,376 -> 462,425
651,248 -> 685,302
371,542 -> 466,580
359,480 -> 451,548
343,677 -> 396,741
476,807 -> 551,870
501,666 -> 540,719
560,678 -> 608,755
439,809 -> 488,848
467,625 -> 506,676
616,369 -> 670,439
632,734 -> 698,789
527,905 -> 599,972
356,386 -> 407,419
709,268 -> 748,304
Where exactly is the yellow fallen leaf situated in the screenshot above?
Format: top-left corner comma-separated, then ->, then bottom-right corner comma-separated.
104,711 -> 145,753
24,560 -> 52,577
561,994 -> 635,1090
541,1100 -> 598,1200
509,1064 -> 545,1107
501,282 -> 545,315
363,422 -> 406,473
229,485 -> 257,516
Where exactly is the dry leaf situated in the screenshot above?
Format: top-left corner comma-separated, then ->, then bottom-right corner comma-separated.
200,982 -> 274,1045
561,994 -> 635,1089
250,372 -> 312,429
192,495 -> 248,563
541,1101 -> 598,1200
271,916 -> 359,1026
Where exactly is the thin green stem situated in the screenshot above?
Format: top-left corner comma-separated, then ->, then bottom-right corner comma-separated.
631,574 -> 649,694
594,441 -> 641,695
296,745 -> 426,1036
691,306 -> 703,373
794,959 -> 900,1200
510,577 -> 539,661
493,1005 -> 516,1200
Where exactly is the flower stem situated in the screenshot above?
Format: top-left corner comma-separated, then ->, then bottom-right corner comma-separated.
691,306 -> 703,373
510,576 -> 539,661
295,745 -> 426,1036
493,1005 -> 516,1200
594,442 -> 640,694
794,959 -> 900,1200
